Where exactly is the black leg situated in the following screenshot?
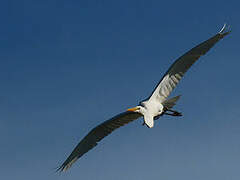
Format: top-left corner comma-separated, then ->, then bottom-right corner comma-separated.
167,109 -> 178,113
164,110 -> 182,116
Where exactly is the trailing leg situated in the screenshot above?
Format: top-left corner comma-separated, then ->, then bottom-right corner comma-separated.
164,109 -> 182,116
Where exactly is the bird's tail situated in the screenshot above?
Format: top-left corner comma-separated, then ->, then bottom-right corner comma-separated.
162,95 -> 181,109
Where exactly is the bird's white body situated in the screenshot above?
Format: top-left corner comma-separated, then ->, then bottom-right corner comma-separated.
139,100 -> 164,128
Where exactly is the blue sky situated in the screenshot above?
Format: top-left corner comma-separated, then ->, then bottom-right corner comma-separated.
1,0 -> 239,179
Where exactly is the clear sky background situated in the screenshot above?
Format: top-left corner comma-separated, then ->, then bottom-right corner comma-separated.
1,0 -> 239,180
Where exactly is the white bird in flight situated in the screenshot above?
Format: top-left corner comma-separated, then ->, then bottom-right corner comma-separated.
57,24 -> 230,171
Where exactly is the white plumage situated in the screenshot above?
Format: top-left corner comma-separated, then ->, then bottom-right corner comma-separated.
57,24 -> 230,171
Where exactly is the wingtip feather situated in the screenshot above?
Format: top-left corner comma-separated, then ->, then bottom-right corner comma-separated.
56,157 -> 78,172
219,23 -> 231,35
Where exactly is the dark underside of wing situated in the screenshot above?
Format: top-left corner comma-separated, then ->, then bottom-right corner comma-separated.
57,111 -> 142,172
147,28 -> 230,100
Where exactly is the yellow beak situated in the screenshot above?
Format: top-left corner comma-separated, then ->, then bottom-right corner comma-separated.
127,106 -> 139,112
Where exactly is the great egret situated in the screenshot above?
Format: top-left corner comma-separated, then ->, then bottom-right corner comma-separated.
57,24 -> 230,171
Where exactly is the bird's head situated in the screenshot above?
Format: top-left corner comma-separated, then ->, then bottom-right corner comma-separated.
127,105 -> 145,114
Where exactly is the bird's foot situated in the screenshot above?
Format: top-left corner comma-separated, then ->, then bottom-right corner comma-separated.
172,111 -> 182,116
163,110 -> 182,117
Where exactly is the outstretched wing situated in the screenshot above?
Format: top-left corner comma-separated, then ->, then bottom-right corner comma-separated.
57,111 -> 142,172
149,24 -> 230,103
